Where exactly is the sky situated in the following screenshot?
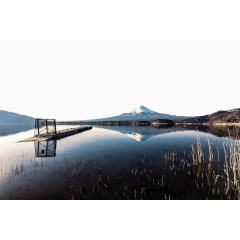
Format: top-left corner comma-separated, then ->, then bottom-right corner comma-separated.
0,40 -> 240,121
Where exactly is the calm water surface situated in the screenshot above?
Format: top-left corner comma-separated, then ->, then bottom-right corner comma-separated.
0,124 -> 240,200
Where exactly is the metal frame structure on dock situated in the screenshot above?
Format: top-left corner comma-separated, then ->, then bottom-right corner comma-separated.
19,119 -> 92,143
34,119 -> 57,136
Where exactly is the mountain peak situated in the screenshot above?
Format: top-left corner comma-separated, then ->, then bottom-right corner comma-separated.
131,105 -> 155,114
86,105 -> 186,121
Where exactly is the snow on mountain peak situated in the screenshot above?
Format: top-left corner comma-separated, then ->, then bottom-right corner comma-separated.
131,105 -> 155,114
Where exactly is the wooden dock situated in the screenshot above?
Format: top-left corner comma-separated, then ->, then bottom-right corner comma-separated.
19,126 -> 92,142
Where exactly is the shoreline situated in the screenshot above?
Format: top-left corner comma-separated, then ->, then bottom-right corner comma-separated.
204,122 -> 240,126
58,121 -> 240,127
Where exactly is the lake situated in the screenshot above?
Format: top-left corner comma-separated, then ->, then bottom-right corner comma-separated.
0,124 -> 239,200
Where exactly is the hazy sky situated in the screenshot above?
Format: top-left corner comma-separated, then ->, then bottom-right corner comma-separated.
0,40 -> 239,121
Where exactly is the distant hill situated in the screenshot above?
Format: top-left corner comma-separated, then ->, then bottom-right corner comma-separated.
86,105 -> 187,122
181,110 -> 227,123
0,110 -> 34,125
151,118 -> 175,127
209,110 -> 240,124
181,109 -> 240,124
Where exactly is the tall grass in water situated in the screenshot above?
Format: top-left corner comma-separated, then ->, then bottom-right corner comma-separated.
190,135 -> 219,195
223,131 -> 240,199
190,129 -> 240,199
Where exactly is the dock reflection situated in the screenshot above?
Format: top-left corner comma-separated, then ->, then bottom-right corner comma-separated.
34,140 -> 57,158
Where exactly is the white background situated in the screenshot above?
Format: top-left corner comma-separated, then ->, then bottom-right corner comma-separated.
1,0 -> 240,40
1,1 -> 240,240
1,40 -> 240,120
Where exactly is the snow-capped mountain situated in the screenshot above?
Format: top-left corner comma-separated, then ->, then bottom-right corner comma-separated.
88,105 -> 187,121
128,106 -> 156,114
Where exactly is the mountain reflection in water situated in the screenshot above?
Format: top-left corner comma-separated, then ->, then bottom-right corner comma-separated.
95,124 -> 240,142
95,125 -> 178,141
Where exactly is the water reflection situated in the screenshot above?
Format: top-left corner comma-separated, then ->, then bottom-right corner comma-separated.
95,125 -> 185,141
0,124 -> 34,137
96,124 -> 240,141
0,125 -> 240,199
34,140 -> 57,158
